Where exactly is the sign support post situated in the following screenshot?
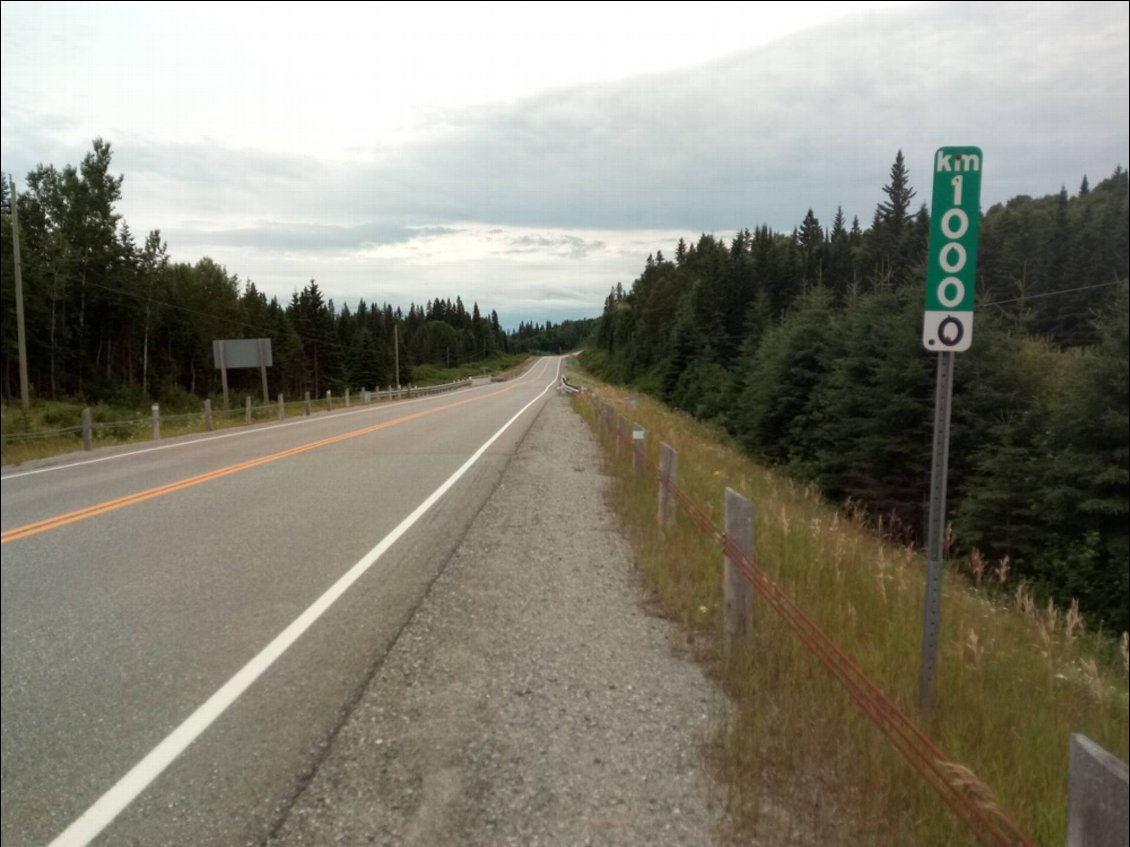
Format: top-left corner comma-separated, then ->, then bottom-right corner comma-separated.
212,338 -> 273,410
218,340 -> 230,410
919,147 -> 982,718
258,338 -> 269,403
919,350 -> 955,718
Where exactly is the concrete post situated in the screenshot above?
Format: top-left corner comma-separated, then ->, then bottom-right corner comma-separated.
245,396 -> 252,424
632,424 -> 647,478
151,404 -> 160,441
724,488 -> 754,654
326,390 -> 332,412
304,391 -> 311,416
204,398 -> 213,432
82,407 -> 93,451
658,442 -> 677,526
1066,734 -> 1129,847
278,393 -> 285,421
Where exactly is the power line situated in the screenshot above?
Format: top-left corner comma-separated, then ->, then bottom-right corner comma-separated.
979,280 -> 1124,309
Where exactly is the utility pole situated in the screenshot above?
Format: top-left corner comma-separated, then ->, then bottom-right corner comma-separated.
394,323 -> 400,389
9,176 -> 30,413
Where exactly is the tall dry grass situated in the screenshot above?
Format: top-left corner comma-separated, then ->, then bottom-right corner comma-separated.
570,373 -> 1128,846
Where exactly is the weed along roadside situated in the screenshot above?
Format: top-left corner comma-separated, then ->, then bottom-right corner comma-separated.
568,368 -> 1128,847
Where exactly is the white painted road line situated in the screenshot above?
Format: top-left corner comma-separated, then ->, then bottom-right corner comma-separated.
48,363 -> 561,847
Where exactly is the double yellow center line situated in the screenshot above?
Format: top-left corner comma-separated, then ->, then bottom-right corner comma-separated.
2,386 -> 512,545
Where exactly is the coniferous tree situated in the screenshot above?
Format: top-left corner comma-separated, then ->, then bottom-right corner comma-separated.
869,149 -> 917,286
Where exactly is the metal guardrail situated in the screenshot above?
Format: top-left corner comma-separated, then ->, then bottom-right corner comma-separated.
558,376 -> 583,394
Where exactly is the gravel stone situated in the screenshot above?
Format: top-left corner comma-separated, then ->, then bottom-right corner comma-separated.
268,393 -> 725,846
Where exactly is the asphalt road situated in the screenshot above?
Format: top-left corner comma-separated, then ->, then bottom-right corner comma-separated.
1,357 -> 563,847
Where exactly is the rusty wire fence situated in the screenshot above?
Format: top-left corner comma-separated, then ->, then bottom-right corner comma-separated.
583,391 -> 1036,847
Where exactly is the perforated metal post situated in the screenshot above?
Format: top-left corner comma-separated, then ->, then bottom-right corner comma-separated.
920,351 -> 955,718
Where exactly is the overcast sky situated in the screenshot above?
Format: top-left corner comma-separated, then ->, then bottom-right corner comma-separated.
2,1 -> 1127,327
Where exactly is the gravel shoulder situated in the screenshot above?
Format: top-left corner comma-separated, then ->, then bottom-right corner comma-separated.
268,392 -> 725,846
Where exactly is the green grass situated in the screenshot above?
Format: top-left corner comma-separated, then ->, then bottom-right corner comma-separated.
568,366 -> 1128,847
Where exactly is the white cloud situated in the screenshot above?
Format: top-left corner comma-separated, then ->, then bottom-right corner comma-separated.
2,1 -> 1126,326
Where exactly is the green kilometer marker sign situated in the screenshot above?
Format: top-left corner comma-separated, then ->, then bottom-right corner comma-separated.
923,146 -> 983,352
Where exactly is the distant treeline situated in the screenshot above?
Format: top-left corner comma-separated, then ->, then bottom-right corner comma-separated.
587,153 -> 1128,631
508,317 -> 597,355
0,139 -> 569,407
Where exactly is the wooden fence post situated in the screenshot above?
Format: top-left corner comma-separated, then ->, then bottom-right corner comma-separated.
345,388 -> 351,408
245,396 -> 252,424
632,424 -> 647,478
724,487 -> 754,655
304,392 -> 311,416
82,408 -> 93,451
278,393 -> 284,421
204,399 -> 213,432
658,442 -> 677,526
1066,734 -> 1129,847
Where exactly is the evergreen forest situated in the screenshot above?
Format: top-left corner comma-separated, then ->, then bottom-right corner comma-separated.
587,153 -> 1129,631
0,139 -> 577,408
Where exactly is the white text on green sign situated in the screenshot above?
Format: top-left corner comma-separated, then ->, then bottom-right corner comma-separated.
923,146 -> 982,352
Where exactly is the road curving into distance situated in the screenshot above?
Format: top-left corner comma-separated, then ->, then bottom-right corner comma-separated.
0,357 -> 563,847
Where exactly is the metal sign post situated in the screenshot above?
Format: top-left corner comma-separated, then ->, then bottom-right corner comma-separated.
212,338 -> 274,410
919,147 -> 983,718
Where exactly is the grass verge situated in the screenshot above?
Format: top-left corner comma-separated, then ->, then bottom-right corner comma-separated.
568,367 -> 1128,846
